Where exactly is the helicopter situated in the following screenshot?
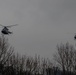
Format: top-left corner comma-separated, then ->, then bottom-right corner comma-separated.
0,24 -> 18,35
66,32 -> 76,40
74,33 -> 76,40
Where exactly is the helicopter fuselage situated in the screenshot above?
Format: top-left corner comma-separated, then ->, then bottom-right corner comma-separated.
0,24 -> 18,35
1,27 -> 12,35
74,35 -> 76,40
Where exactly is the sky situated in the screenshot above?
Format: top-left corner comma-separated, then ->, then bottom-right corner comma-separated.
0,0 -> 76,59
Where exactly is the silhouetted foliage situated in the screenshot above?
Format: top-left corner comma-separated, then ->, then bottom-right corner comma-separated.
0,35 -> 14,75
0,34 -> 76,75
53,42 -> 76,75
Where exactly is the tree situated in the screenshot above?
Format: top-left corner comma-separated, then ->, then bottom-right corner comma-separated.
53,42 -> 75,75
0,35 -> 14,74
9,53 -> 26,75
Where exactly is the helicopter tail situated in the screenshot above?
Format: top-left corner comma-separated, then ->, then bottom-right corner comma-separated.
9,31 -> 13,34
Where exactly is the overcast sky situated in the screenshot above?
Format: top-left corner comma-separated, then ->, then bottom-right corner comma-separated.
0,0 -> 76,58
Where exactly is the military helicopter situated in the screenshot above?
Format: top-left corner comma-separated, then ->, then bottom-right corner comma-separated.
67,32 -> 76,40
0,24 -> 18,35
74,33 -> 76,40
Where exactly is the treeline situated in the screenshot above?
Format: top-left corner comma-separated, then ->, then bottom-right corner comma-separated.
0,35 -> 76,75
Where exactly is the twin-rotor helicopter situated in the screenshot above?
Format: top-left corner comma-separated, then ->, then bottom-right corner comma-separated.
0,24 -> 18,35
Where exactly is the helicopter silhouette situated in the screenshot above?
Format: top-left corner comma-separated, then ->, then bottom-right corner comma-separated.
0,24 -> 18,35
74,33 -> 76,40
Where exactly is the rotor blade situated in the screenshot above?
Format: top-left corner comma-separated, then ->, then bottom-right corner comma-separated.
0,24 -> 4,27
6,24 -> 18,28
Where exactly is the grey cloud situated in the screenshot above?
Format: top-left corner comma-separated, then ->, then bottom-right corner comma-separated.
0,0 -> 76,58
